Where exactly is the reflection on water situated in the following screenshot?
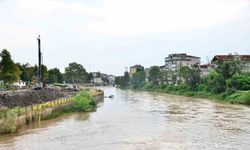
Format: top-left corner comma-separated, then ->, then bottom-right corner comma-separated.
0,87 -> 250,150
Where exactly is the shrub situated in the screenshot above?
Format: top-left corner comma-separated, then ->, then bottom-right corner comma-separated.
241,91 -> 250,105
196,84 -> 207,91
72,91 -> 96,112
0,110 -> 17,134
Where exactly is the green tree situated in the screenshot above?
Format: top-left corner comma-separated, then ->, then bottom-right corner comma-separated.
115,71 -> 130,87
86,73 -> 94,83
207,70 -> 226,93
215,61 -> 242,80
179,66 -> 201,89
228,73 -> 250,90
148,66 -> 160,85
48,68 -> 63,84
131,70 -> 146,88
0,49 -> 21,84
16,63 -> 36,84
64,62 -> 87,83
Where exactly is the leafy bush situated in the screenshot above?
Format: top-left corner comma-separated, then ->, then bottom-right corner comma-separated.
71,91 -> 96,112
239,91 -> 250,105
228,73 -> 250,90
196,84 -> 207,91
0,110 -> 17,134
207,70 -> 226,93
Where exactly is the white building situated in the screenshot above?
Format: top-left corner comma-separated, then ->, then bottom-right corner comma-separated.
165,53 -> 200,71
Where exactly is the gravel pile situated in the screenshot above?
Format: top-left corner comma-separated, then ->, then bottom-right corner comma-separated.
0,89 -> 68,108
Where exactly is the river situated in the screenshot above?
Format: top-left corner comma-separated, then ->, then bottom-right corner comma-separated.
0,87 -> 250,150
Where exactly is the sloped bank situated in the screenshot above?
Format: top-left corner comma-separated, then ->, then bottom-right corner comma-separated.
0,89 -> 104,135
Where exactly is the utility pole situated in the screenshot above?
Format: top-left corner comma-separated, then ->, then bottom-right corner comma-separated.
36,35 -> 42,89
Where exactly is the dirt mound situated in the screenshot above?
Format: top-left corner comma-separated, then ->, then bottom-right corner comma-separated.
0,89 -> 68,108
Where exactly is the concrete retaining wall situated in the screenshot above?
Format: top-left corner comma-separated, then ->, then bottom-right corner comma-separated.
15,90 -> 104,127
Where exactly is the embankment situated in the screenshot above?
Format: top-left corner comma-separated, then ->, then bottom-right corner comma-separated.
0,89 -> 104,135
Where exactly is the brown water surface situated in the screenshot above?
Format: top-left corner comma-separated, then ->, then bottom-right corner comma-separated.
0,87 -> 250,150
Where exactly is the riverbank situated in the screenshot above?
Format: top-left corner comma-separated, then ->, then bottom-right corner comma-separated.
119,85 -> 250,105
0,89 -> 104,135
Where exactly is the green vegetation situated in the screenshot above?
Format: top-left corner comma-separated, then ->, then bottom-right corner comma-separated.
64,91 -> 97,112
116,61 -> 250,105
42,111 -> 64,120
41,91 -> 97,120
64,62 -> 88,83
0,90 -> 97,134
0,49 -> 21,84
115,71 -> 129,87
0,109 -> 17,134
48,68 -> 63,84
0,49 -> 90,89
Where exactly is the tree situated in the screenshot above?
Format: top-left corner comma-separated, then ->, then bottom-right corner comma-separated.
64,62 -> 87,83
228,73 -> 250,90
207,70 -> 226,93
131,70 -> 146,88
179,66 -> 201,89
86,73 -> 94,83
0,49 -> 21,84
148,66 -> 160,85
48,68 -> 63,84
115,71 -> 130,87
158,70 -> 166,85
16,63 -> 36,84
215,61 -> 242,80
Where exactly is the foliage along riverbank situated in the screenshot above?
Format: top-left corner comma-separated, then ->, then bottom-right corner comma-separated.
118,84 -> 250,105
116,61 -> 250,105
0,90 -> 97,134
43,91 -> 97,120
134,84 -> 250,105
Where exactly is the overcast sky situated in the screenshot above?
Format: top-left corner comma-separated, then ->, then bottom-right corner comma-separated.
0,0 -> 250,75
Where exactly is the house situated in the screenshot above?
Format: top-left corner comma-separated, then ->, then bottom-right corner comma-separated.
90,72 -> 116,86
108,75 -> 116,85
13,80 -> 26,88
165,53 -> 200,71
93,77 -> 103,85
199,64 -> 214,77
211,54 -> 250,72
129,65 -> 144,77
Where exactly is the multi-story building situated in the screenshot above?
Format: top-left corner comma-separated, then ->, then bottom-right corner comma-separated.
211,54 -> 250,72
165,53 -> 200,71
129,65 -> 144,77
90,72 -> 116,86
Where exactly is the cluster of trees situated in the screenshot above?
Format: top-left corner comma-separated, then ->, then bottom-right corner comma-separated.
0,49 -> 90,86
116,61 -> 250,95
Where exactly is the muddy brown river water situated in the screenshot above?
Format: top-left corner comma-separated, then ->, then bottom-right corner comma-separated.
0,87 -> 250,150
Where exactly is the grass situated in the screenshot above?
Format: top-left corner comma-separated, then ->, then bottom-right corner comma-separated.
130,84 -> 250,105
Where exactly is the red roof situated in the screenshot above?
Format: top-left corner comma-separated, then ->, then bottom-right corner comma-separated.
212,55 -> 250,62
